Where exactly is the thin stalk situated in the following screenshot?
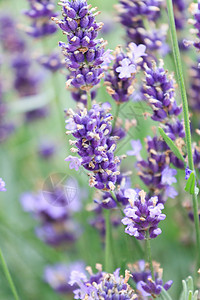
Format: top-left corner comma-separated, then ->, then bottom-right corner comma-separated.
146,232 -> 155,281
0,248 -> 20,300
87,90 -> 92,111
105,209 -> 113,272
166,0 -> 200,267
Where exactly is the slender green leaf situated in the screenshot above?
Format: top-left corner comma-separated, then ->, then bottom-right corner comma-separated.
0,248 -> 20,300
158,128 -> 185,165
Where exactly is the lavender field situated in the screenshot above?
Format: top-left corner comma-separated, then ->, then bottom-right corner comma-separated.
0,0 -> 200,299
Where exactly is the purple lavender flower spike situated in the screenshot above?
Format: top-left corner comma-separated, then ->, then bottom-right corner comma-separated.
105,43 -> 146,103
53,0 -> 107,91
116,0 -> 167,54
142,60 -> 182,122
44,261 -> 86,294
122,189 -> 166,240
24,0 -> 58,38
65,104 -> 121,191
69,264 -> 137,299
129,260 -> 173,298
0,178 -> 6,192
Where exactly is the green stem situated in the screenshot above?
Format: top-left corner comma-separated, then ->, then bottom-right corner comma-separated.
166,0 -> 200,267
87,90 -> 92,111
105,210 -> 113,272
146,232 -> 155,281
0,248 -> 20,300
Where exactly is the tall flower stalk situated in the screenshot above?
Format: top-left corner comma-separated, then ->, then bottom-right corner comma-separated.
166,0 -> 200,268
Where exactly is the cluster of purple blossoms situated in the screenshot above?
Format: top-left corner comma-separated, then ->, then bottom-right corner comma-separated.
20,182 -> 81,247
142,60 -> 182,122
65,103 -> 121,191
105,43 -> 146,103
129,137 -> 179,203
0,178 -> 6,192
24,0 -> 58,38
122,189 -> 166,240
44,261 -> 86,295
129,260 -> 173,298
116,0 -> 168,54
53,0 -> 107,91
69,264 -> 137,299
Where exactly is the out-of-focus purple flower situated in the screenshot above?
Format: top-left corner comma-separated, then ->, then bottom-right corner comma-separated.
129,260 -> 173,298
24,0 -> 58,38
35,220 -> 80,247
44,261 -> 86,294
173,0 -> 187,30
69,264 -> 137,299
116,0 -> 167,53
189,60 -> 200,111
53,0 -> 106,91
185,167 -> 192,180
165,186 -> 178,199
0,178 -> 6,192
38,52 -> 65,72
161,166 -> 177,185
127,139 -> 142,160
65,156 -> 82,171
71,89 -> 96,106
105,43 -> 146,103
142,60 -> 182,121
20,183 -> 81,248
0,15 -> 25,53
188,2 -> 200,51
12,55 -> 48,122
65,104 -> 120,191
38,140 -> 55,159
122,189 -> 166,240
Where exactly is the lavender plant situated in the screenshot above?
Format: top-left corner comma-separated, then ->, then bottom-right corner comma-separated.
1,0 -> 200,299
